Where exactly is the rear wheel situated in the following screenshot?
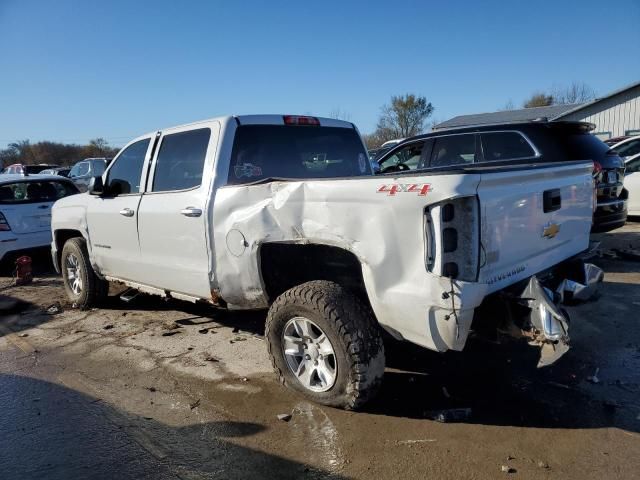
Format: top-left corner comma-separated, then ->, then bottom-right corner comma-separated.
61,237 -> 108,309
266,280 -> 385,410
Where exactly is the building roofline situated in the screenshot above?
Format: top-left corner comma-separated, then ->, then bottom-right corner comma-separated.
552,79 -> 640,119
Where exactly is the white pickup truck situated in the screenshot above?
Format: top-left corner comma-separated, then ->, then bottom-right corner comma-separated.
51,115 -> 597,409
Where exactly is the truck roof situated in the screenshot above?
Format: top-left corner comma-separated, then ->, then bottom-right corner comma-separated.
135,114 -> 355,141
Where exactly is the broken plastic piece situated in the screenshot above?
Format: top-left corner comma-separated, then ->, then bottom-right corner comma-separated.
555,263 -> 604,303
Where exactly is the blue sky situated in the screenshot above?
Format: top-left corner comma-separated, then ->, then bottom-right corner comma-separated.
1,0 -> 639,148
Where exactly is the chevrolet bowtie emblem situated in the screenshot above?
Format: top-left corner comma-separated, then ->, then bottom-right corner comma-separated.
543,222 -> 560,239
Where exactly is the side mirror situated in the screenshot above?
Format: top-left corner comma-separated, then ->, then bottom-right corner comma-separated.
88,176 -> 105,195
370,160 -> 381,174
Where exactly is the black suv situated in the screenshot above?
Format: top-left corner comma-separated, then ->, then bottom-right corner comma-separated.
375,121 -> 626,233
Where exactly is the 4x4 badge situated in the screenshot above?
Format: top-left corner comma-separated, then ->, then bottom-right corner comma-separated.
542,222 -> 560,239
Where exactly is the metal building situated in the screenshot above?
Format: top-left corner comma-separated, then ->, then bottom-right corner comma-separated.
434,81 -> 640,141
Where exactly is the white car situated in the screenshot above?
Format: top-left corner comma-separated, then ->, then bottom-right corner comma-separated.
624,153 -> 640,215
610,135 -> 640,160
0,175 -> 79,262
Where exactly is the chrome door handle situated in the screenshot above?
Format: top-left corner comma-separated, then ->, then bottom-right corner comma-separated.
180,207 -> 202,217
119,208 -> 135,217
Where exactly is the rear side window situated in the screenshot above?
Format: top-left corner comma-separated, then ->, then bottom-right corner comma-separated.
430,134 -> 476,167
0,181 -> 78,204
152,128 -> 211,192
106,139 -> 150,195
228,125 -> 369,185
614,139 -> 640,158
481,132 -> 536,161
560,133 -> 611,160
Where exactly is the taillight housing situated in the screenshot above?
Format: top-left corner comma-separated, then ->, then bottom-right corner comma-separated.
425,196 -> 480,281
0,212 -> 11,231
592,161 -> 603,178
283,115 -> 320,126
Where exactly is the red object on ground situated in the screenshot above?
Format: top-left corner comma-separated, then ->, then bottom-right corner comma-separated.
15,255 -> 33,285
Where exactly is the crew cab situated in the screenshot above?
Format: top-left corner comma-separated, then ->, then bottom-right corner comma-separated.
51,115 -> 598,409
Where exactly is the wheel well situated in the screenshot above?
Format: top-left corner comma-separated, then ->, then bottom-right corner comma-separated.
54,229 -> 83,264
259,243 -> 367,303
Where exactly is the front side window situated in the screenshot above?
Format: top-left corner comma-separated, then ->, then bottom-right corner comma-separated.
152,128 -> 211,192
430,134 -> 476,167
105,139 -> 150,195
379,142 -> 424,173
0,181 -> 78,204
481,132 -> 536,162
228,125 -> 370,185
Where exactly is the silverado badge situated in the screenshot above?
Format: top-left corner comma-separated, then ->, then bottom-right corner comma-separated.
542,222 -> 560,239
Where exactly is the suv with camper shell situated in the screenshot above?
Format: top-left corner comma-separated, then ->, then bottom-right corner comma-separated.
52,114 -> 600,409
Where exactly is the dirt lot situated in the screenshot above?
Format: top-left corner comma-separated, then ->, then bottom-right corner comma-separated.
1,225 -> 640,479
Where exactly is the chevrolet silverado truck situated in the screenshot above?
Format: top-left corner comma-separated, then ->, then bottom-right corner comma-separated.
51,115 -> 598,409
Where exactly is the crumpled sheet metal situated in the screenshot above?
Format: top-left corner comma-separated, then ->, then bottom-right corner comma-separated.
212,175 -> 487,353
555,263 -> 604,303
519,275 -> 571,368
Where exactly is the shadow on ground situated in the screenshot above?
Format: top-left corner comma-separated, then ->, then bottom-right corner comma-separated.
0,374 -> 346,480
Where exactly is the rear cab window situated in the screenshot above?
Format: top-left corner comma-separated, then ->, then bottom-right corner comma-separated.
227,125 -> 369,185
0,181 -> 78,204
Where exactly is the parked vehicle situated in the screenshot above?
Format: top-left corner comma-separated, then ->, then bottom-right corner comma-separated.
604,135 -> 630,146
610,135 -> 640,160
52,114 -> 597,409
376,121 -> 627,233
69,158 -> 108,191
0,175 -> 79,262
623,153 -> 640,216
39,167 -> 71,177
1,164 -> 59,175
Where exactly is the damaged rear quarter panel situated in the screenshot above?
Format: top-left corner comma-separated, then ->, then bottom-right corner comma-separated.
211,174 -> 487,352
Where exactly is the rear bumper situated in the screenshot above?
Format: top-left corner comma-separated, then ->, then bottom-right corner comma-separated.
591,198 -> 627,233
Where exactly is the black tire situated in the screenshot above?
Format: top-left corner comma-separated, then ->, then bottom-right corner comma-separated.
61,237 -> 108,309
266,280 -> 385,410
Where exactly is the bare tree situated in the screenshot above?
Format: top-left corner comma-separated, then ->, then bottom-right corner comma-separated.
523,92 -> 554,108
502,99 -> 515,111
328,108 -> 352,122
553,82 -> 596,105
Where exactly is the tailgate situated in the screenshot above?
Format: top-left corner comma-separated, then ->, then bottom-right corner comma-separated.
477,162 -> 593,291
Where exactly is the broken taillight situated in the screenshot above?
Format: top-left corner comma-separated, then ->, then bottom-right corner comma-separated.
592,160 -> 603,177
0,212 -> 11,231
283,115 -> 320,126
425,196 -> 480,281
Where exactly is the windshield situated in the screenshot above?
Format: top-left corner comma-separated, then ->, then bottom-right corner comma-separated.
227,125 -> 370,185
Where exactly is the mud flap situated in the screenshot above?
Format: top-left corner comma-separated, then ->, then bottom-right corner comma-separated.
517,276 -> 571,368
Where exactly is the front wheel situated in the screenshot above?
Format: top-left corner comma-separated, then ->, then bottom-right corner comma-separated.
61,237 -> 108,309
266,280 -> 385,410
